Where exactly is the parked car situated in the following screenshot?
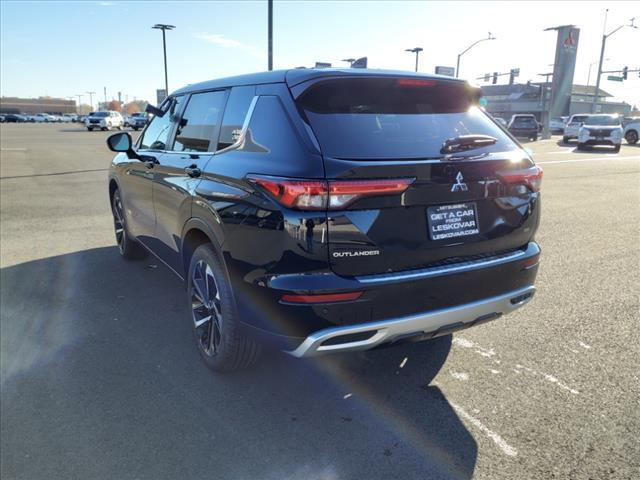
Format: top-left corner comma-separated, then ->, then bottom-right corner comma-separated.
85,111 -> 124,131
577,114 -> 623,152
549,117 -> 566,134
622,116 -> 640,128
0,114 -> 5,122
4,114 -> 26,123
623,119 -> 639,145
105,69 -> 542,372
562,114 -> 589,143
128,112 -> 148,130
508,114 -> 539,141
62,114 -> 77,122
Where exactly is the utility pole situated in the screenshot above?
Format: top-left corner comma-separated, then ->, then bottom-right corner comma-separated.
75,95 -> 83,114
152,24 -> 175,94
538,72 -> 553,140
404,47 -> 423,72
267,0 -> 273,70
592,15 -> 636,113
86,91 -> 95,112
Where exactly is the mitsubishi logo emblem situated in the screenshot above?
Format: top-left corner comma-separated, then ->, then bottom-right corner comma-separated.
451,172 -> 468,192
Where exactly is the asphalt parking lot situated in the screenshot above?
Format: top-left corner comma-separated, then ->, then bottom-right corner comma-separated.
1,123 -> 639,480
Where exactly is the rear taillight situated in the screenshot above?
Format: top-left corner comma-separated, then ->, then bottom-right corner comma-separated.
396,78 -> 437,87
498,165 -> 543,192
248,176 -> 414,210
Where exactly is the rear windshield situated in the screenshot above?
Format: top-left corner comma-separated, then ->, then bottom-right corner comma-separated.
296,77 -> 517,159
512,116 -> 536,125
584,115 -> 620,126
92,112 -> 109,117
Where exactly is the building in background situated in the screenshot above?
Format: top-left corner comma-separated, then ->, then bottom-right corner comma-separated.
0,96 -> 76,115
481,83 -> 631,121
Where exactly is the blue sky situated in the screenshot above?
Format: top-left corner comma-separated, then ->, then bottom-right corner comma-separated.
1,1 -> 638,108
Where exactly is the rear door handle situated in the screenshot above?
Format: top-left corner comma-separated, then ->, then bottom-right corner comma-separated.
185,164 -> 201,178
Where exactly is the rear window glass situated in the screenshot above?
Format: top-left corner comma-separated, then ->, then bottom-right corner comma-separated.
570,116 -> 588,123
93,112 -> 108,117
296,78 -> 516,159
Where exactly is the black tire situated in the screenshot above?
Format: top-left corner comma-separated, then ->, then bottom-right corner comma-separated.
576,143 -> 584,150
613,144 -> 621,153
562,136 -> 569,144
133,127 -> 139,131
111,189 -> 147,260
625,130 -> 638,145
87,127 -> 93,131
187,244 -> 261,372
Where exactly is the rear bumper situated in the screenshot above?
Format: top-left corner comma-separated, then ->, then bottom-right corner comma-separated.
238,242 -> 540,349
288,285 -> 535,357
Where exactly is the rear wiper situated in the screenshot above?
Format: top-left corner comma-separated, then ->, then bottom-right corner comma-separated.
440,134 -> 497,155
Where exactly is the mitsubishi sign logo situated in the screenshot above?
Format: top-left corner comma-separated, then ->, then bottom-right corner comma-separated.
564,30 -> 576,46
451,172 -> 468,192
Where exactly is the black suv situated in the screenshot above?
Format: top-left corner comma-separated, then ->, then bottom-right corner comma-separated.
106,69 -> 542,372
508,114 -> 539,141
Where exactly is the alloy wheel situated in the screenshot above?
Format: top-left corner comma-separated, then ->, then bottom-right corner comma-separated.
190,260 -> 223,356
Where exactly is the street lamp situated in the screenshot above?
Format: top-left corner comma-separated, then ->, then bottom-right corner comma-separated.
591,15 -> 636,112
75,95 -> 83,114
86,91 -> 95,112
404,47 -> 423,72
342,58 -> 356,67
152,24 -> 176,94
456,32 -> 495,78
587,58 -> 610,86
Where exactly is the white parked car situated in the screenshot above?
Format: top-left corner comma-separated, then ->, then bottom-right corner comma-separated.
85,111 -> 124,131
623,120 -> 639,145
577,114 -> 623,152
562,114 -> 589,143
549,118 -> 566,134
33,113 -> 55,123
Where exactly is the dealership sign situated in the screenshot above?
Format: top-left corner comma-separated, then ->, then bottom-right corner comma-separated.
548,25 -> 580,118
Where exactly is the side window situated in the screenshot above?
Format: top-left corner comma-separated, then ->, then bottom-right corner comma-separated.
139,96 -> 185,151
173,90 -> 226,153
217,85 -> 255,150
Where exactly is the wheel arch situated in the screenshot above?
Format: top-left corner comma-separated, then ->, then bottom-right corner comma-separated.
181,218 -> 224,279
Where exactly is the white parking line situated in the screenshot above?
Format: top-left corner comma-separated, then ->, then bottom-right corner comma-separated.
450,402 -> 518,457
537,155 -> 640,165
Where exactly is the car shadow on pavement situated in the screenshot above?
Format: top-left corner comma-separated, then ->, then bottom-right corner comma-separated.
1,247 -> 478,480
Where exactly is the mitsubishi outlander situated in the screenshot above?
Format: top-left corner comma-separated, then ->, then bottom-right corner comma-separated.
106,69 -> 542,372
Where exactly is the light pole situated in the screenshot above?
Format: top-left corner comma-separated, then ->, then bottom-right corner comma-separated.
75,95 -> 83,114
342,58 -> 356,67
591,15 -> 636,112
456,32 -> 495,78
404,47 -> 423,72
152,24 -> 175,94
86,91 -> 95,112
587,58 -> 610,86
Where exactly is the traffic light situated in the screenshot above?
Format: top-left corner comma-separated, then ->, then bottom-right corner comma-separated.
622,66 -> 628,80
492,72 -> 498,84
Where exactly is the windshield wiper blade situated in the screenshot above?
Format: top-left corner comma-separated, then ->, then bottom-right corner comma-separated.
440,134 -> 497,155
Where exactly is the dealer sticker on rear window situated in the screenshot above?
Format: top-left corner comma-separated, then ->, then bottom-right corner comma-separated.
427,203 -> 480,241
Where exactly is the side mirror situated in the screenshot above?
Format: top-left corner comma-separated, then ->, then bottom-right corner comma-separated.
106,132 -> 132,152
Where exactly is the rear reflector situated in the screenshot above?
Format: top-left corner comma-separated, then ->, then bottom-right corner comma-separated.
498,165 -> 543,192
248,175 -> 414,210
281,292 -> 363,304
522,254 -> 540,269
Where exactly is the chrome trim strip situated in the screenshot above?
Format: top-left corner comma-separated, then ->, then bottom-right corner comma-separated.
287,286 -> 535,357
355,243 -> 539,285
